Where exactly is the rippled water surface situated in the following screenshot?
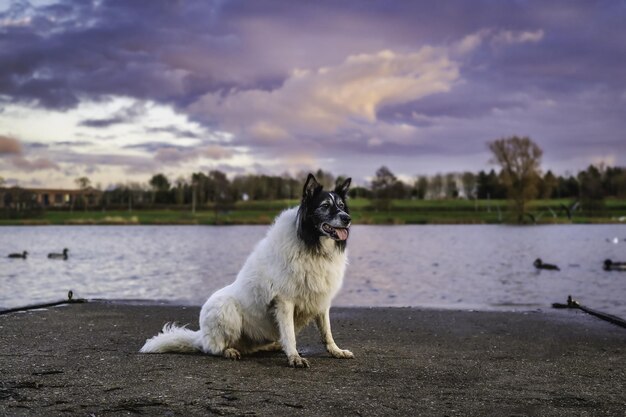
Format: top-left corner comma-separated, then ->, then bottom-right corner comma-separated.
1,225 -> 625,317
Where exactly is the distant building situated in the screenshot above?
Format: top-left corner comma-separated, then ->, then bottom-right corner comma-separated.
0,186 -> 103,209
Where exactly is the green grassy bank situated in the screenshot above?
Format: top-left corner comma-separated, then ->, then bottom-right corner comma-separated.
1,198 -> 625,225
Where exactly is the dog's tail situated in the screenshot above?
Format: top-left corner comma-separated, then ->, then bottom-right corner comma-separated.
140,323 -> 203,353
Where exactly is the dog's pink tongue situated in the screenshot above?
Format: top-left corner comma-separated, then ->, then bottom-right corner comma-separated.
336,228 -> 349,241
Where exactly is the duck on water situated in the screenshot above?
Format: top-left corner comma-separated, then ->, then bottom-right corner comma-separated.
8,251 -> 28,259
48,248 -> 69,260
534,258 -> 560,271
604,259 -> 626,271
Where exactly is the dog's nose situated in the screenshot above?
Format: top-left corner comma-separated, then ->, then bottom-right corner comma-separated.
340,213 -> 351,225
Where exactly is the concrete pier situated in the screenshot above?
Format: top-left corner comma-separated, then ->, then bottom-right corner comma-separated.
1,302 -> 624,416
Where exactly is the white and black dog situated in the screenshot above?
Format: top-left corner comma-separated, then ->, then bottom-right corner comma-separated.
140,173 -> 353,368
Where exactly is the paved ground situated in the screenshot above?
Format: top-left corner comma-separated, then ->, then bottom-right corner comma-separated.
0,302 -> 624,416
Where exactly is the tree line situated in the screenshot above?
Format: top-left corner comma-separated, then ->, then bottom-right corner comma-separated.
92,162 -> 625,208
99,170 -> 354,211
2,136 -> 625,223
99,136 -> 625,223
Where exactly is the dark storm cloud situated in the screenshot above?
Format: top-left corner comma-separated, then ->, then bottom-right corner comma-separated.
24,141 -> 50,149
3,0 -> 622,112
79,117 -> 126,128
0,0 -> 267,109
79,100 -> 148,127
53,141 -> 91,147
1,0 -> 625,178
0,0 -> 608,109
144,126 -> 200,139
2,2 -> 188,108
123,142 -> 189,152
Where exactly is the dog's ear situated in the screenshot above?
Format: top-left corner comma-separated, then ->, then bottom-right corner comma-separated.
302,173 -> 322,200
334,177 -> 351,198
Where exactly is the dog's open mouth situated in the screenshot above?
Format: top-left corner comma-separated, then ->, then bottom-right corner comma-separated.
322,223 -> 349,241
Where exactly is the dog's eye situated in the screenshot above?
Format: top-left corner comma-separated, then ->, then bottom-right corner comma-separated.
337,201 -> 345,209
321,202 -> 330,209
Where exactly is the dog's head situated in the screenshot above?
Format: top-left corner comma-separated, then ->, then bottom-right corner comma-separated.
297,173 -> 352,253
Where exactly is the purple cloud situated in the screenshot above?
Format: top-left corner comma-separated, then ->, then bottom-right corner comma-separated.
0,135 -> 59,172
0,135 -> 22,154
0,0 -> 624,185
10,155 -> 60,172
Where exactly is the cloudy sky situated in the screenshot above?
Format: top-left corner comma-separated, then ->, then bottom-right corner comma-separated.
1,0 -> 625,188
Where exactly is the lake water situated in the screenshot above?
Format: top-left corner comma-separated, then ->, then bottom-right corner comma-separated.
1,225 -> 626,318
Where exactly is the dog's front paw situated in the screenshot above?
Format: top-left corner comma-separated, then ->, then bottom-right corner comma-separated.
329,348 -> 354,359
223,348 -> 241,360
288,355 -> 310,368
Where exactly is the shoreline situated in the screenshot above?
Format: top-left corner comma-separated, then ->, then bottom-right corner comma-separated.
1,199 -> 625,226
1,301 -> 624,416
1,295 -> 621,319
2,219 -> 625,226
2,293 -> 626,325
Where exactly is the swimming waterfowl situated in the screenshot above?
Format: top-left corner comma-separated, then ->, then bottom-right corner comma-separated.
603,259 -> 626,271
8,251 -> 28,259
48,248 -> 69,260
534,258 -> 560,271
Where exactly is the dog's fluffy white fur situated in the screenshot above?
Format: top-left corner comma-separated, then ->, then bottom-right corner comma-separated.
140,206 -> 353,367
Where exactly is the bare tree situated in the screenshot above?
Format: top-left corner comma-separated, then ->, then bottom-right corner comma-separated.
488,136 -> 542,223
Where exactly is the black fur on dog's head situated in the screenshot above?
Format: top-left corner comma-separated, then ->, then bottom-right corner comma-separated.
297,173 -> 352,253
